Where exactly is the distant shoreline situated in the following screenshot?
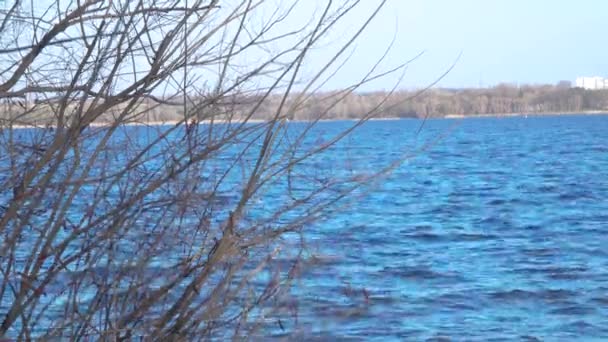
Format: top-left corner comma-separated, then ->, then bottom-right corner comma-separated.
3,111 -> 608,130
2,117 -> 405,130
443,111 -> 608,119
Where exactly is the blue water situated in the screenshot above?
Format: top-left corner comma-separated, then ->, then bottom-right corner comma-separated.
287,115 -> 608,340
2,115 -> 608,339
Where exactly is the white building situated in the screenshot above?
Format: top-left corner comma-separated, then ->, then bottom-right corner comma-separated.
575,76 -> 608,90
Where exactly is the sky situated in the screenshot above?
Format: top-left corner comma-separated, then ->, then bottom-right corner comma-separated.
2,0 -> 607,92
304,0 -> 608,91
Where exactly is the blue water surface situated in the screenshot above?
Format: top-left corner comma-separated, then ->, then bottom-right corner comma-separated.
288,115 -> 608,340
2,115 -> 607,340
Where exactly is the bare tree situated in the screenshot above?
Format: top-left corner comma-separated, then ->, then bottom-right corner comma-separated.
0,0 -> 406,339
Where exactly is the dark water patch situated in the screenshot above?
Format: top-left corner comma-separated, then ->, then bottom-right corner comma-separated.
366,294 -> 401,306
538,184 -> 559,192
363,236 -> 398,246
543,266 -> 589,277
426,292 -> 480,311
450,233 -> 498,242
550,305 -> 596,316
521,247 -> 558,257
558,191 -> 596,201
547,272 -> 588,280
413,224 -> 435,231
344,224 -> 369,232
403,232 -> 445,242
457,139 -> 481,146
507,197 -> 542,206
475,216 -> 512,228
326,233 -> 360,245
540,172 -> 561,179
476,186 -> 502,192
589,296 -> 608,305
382,266 -> 462,281
589,146 -> 608,152
395,329 -> 427,339
450,190 -> 489,198
427,205 -> 470,216
442,302 -> 477,311
488,288 -> 576,302
487,199 -> 507,206
522,224 -> 543,230
557,320 -> 604,336
374,250 -> 415,259
513,267 -> 591,281
299,255 -> 343,268
588,214 -> 608,223
488,289 -> 534,301
311,303 -> 371,320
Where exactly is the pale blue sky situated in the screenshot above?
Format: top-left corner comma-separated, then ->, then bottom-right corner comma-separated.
3,0 -> 606,91
308,0 -> 608,90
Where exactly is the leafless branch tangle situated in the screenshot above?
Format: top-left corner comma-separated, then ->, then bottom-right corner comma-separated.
0,0 -> 438,339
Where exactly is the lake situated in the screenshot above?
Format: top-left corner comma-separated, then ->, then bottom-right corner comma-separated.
2,115 -> 608,340
287,115 -> 608,340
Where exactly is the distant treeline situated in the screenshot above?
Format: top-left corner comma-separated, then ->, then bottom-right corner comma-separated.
277,83 -> 608,120
238,83 -> 608,120
5,84 -> 608,125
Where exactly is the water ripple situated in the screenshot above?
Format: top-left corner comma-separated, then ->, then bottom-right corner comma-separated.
294,116 -> 608,339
